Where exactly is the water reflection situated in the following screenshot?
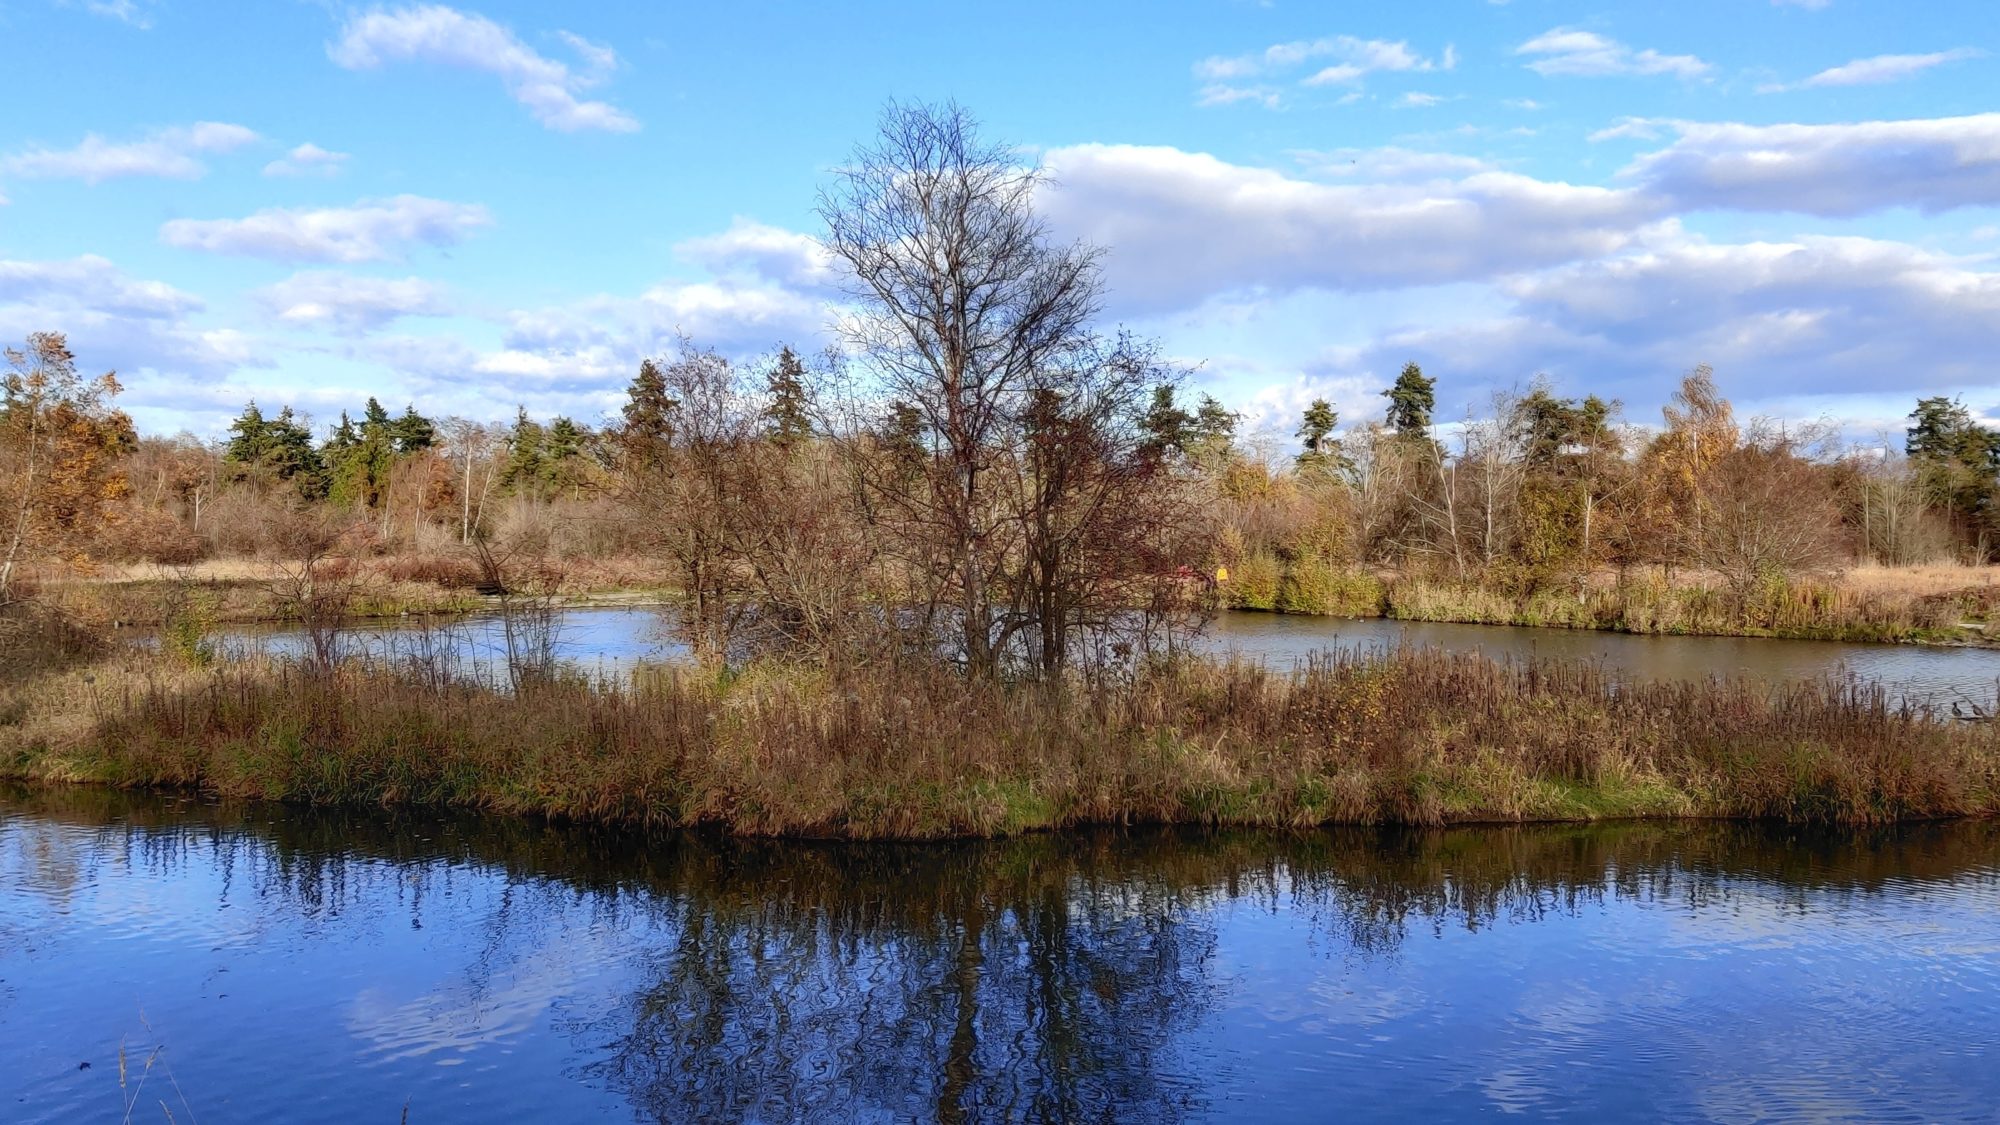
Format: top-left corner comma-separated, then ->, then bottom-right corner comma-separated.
214,604 -> 2000,705
3,787 -> 1998,1122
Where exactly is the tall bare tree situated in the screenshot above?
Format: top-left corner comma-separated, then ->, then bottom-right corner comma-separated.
819,101 -> 1200,677
439,418 -> 501,546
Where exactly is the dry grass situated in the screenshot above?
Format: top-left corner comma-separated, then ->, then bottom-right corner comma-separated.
1840,562 -> 2000,598
5,644 -> 1995,838
1222,562 -> 1999,644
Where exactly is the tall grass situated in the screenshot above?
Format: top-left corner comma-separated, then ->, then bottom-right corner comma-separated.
8,646 -> 1995,838
1225,563 -> 1978,643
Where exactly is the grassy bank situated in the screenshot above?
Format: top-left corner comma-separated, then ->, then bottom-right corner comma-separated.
31,553 -> 2000,647
4,643 -> 1995,838
1222,552 -> 1996,644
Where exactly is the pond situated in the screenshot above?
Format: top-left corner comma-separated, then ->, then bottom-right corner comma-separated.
2,788 -> 1996,1122
215,604 -> 2000,707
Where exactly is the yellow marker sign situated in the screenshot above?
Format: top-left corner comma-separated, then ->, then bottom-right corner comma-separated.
1215,567 -> 1229,583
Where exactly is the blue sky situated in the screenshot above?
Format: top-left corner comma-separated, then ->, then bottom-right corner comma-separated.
2,0 -> 1997,444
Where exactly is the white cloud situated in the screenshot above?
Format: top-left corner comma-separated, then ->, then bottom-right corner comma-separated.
501,277 -> 830,365
329,5 -> 638,133
0,255 -> 202,320
1259,231 -> 1999,426
160,195 -> 494,263
1491,235 -> 2000,395
0,255 -> 257,383
1589,117 -> 1671,143
1195,35 -> 1450,105
1799,48 -> 1983,88
675,218 -> 840,292
1622,114 -> 2000,216
346,224 -> 840,418
1197,84 -> 1282,109
2,122 -> 259,184
1293,147 -> 1495,180
1397,92 -> 1446,108
1516,28 -> 1710,80
63,0 -> 156,28
262,143 -> 351,178
254,271 -> 452,333
1035,143 -> 1665,313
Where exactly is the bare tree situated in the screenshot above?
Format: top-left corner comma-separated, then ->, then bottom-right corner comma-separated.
622,340 -> 763,665
260,505 -> 364,672
820,101 -> 1197,677
440,417 -> 501,546
820,102 -> 1101,676
1695,424 -> 1848,595
1849,440 -> 1952,566
1404,428 -> 1469,579
1465,391 -> 1529,574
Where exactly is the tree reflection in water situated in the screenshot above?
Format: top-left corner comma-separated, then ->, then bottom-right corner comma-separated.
581,838 -> 1217,1122
3,785 -> 1996,1123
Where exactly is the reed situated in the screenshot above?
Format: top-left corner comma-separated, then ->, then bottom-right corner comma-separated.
6,645 -> 1995,838
1227,564 -> 1979,644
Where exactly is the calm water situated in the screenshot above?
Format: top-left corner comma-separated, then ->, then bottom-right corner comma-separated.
218,605 -> 2000,706
3,788 -> 1998,1123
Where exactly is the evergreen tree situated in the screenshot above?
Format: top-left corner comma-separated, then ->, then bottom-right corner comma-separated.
223,401 -> 271,466
223,401 -> 325,495
544,416 -> 594,498
1295,398 -> 1347,474
1907,397 -> 2000,469
1189,394 -> 1238,467
1383,362 -> 1436,435
502,407 -> 549,495
882,400 -> 927,479
1514,388 -> 1616,470
1906,396 -> 2000,534
389,404 -> 436,454
763,346 -> 814,448
1139,384 -> 1194,462
620,358 -> 676,470
323,403 -> 397,509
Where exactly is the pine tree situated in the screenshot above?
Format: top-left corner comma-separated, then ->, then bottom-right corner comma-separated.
763,346 -> 814,448
545,416 -> 594,498
502,407 -> 549,496
882,400 -> 926,479
1907,396 -> 2000,535
620,358 -> 676,471
324,403 -> 396,509
223,402 -> 272,467
1383,362 -> 1436,435
1295,398 -> 1347,474
268,408 -> 324,493
1139,385 -> 1194,462
223,401 -> 325,495
389,404 -> 436,454
1189,394 -> 1238,467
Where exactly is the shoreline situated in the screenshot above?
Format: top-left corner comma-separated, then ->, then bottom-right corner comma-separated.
46,573 -> 2000,649
3,773 -> 1993,842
